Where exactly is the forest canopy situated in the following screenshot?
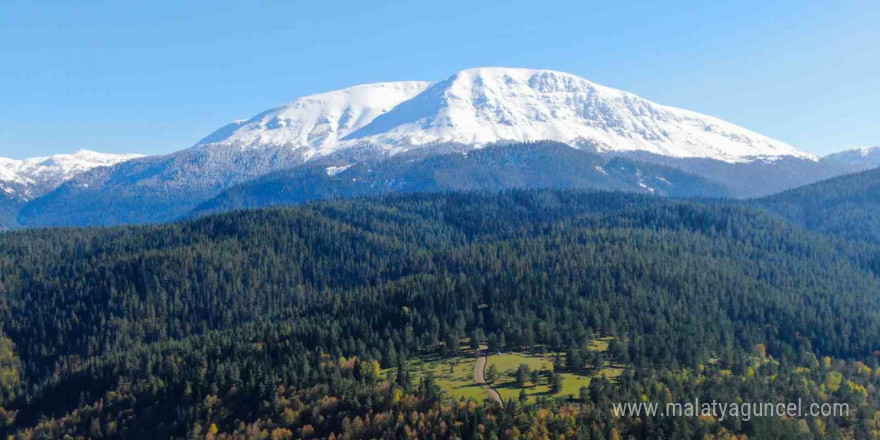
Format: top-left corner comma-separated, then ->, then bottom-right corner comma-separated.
0,189 -> 878,439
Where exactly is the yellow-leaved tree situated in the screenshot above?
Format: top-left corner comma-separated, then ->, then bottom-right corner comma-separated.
0,330 -> 21,428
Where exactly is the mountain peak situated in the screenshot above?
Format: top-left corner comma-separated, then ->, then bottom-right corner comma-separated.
197,67 -> 813,164
448,67 -> 601,87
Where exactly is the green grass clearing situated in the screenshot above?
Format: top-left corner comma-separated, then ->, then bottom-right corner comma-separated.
383,353 -> 486,401
380,337 -> 623,403
587,336 -> 614,352
487,352 -> 553,375
484,351 -> 624,403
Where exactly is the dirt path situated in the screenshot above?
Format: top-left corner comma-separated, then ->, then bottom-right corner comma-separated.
474,350 -> 503,405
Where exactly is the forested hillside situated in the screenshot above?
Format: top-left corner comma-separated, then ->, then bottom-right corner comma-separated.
1,190 -> 879,439
190,142 -> 731,218
755,166 -> 880,242
0,193 -> 19,230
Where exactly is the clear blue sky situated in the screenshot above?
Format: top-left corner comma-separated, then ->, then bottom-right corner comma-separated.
1,0 -> 877,159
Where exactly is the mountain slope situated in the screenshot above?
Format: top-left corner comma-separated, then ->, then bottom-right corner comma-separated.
191,142 -> 732,217
18,67 -> 822,227
17,84 -> 438,227
754,166 -> 880,242
0,149 -> 142,200
17,145 -> 311,227
610,150 -> 859,198
0,150 -> 141,229
822,146 -> 880,169
197,81 -> 431,153
203,67 -> 813,164
0,192 -> 20,230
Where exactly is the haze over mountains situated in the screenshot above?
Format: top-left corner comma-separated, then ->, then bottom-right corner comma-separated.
2,68 -> 877,229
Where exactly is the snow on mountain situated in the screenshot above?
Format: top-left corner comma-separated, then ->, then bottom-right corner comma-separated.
15,68 -> 825,228
823,146 -> 880,168
0,149 -> 143,199
200,67 -> 814,163
0,158 -> 25,187
197,81 -> 432,157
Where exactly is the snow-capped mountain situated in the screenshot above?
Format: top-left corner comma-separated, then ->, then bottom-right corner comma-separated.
0,149 -> 142,200
823,146 -> 880,169
17,67 -> 834,227
200,67 -> 813,163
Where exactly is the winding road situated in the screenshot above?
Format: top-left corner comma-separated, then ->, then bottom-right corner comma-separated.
473,350 -> 503,405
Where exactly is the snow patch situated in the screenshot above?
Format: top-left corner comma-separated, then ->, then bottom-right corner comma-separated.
326,165 -> 353,176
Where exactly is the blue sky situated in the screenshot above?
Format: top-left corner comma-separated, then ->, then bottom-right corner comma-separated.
1,0 -> 877,159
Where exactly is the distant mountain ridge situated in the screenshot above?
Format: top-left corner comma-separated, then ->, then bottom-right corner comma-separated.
822,146 -> 880,169
6,68 -> 876,228
755,166 -> 880,243
17,145 -> 308,227
0,149 -> 142,201
0,150 -> 141,229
